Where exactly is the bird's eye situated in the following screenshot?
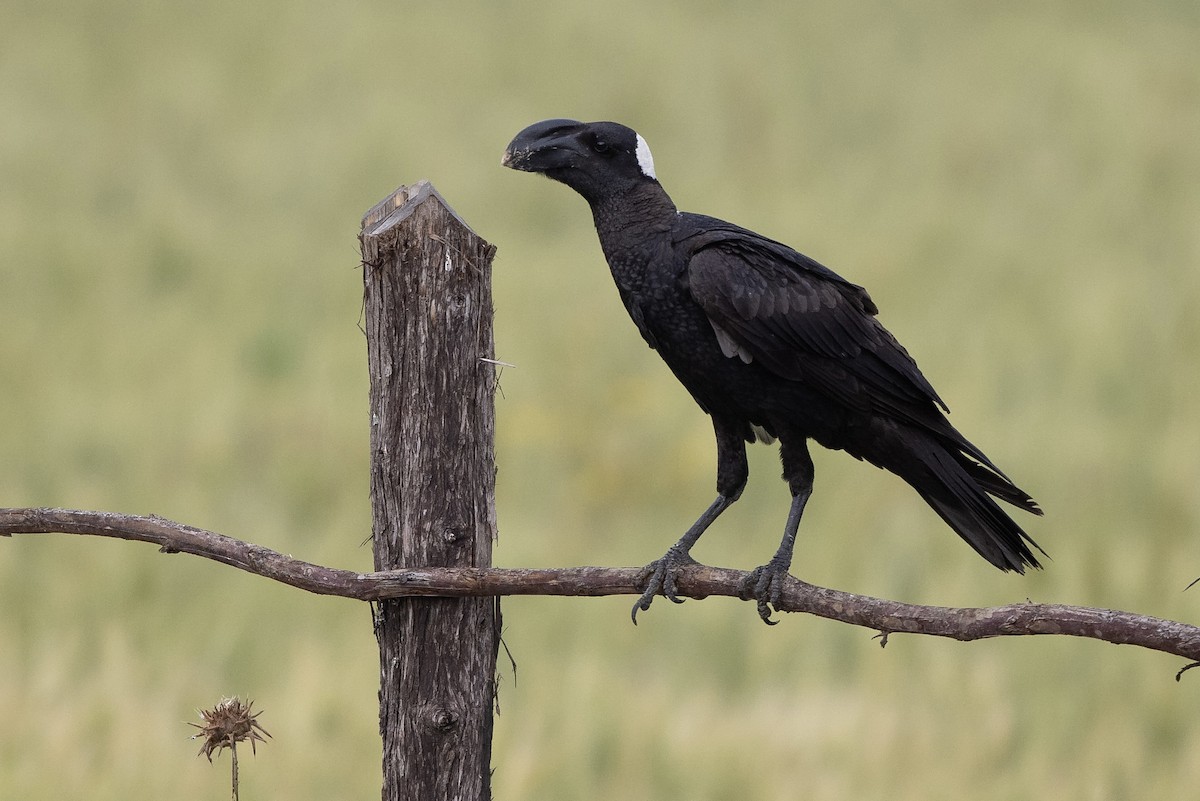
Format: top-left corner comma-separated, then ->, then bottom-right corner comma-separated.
590,138 -> 613,154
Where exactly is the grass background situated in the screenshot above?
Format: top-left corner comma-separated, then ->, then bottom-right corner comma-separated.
2,1 -> 1199,798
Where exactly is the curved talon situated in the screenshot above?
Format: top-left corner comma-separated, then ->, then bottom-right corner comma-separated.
630,547 -> 696,624
630,595 -> 652,625
740,561 -> 793,625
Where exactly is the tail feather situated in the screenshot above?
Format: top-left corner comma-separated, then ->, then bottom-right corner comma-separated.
880,426 -> 1045,572
957,456 -> 1044,517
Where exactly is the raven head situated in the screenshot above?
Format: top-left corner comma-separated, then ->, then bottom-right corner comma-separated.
503,119 -> 658,202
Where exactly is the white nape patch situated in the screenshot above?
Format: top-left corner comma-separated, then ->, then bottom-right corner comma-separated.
635,134 -> 657,180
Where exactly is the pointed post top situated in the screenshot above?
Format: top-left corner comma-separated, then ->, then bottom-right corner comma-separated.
361,180 -> 479,239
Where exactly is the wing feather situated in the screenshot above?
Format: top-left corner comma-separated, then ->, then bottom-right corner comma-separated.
683,228 -> 950,427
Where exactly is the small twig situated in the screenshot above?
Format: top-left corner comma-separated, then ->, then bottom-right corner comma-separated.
480,357 -> 515,398
5,507 -> 1200,667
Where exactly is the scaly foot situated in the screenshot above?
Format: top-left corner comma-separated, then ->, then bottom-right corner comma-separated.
739,558 -> 793,625
631,546 -> 696,624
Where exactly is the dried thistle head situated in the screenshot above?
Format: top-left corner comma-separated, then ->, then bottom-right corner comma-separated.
189,697 -> 271,762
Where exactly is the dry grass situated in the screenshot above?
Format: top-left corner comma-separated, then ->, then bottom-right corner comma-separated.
2,1 -> 1199,798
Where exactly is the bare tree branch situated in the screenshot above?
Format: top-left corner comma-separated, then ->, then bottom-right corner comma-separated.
4,506 -> 1200,666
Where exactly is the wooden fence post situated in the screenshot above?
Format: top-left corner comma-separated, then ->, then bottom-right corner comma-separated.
360,182 -> 499,801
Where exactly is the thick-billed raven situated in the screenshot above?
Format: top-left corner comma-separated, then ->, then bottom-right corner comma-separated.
503,119 -> 1044,623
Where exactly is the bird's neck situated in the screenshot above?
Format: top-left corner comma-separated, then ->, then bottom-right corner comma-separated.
583,184 -> 677,297
588,182 -> 678,245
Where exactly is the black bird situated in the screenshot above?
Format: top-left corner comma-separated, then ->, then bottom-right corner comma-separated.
503,119 -> 1044,623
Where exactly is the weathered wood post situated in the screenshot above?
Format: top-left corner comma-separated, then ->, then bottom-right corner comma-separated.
360,182 -> 499,801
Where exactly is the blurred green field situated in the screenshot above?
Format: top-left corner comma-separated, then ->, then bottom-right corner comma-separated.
2,1 -> 1199,798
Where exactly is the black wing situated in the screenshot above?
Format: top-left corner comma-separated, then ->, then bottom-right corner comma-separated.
678,218 -> 1015,470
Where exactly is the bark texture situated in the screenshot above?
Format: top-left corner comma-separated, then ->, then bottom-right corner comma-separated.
7,507 -> 1200,670
361,182 -> 499,801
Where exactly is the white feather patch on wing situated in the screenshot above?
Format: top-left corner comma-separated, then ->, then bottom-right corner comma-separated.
710,321 -> 753,364
635,134 -> 657,180
751,425 -> 776,444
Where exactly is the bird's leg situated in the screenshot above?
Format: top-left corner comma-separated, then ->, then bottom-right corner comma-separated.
632,493 -> 736,623
741,490 -> 810,624
632,419 -> 747,623
741,438 -> 814,624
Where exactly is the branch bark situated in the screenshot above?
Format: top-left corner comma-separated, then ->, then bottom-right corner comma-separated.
4,506 -> 1200,668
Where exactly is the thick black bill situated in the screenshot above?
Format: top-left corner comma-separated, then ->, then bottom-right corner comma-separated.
502,118 -> 585,173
